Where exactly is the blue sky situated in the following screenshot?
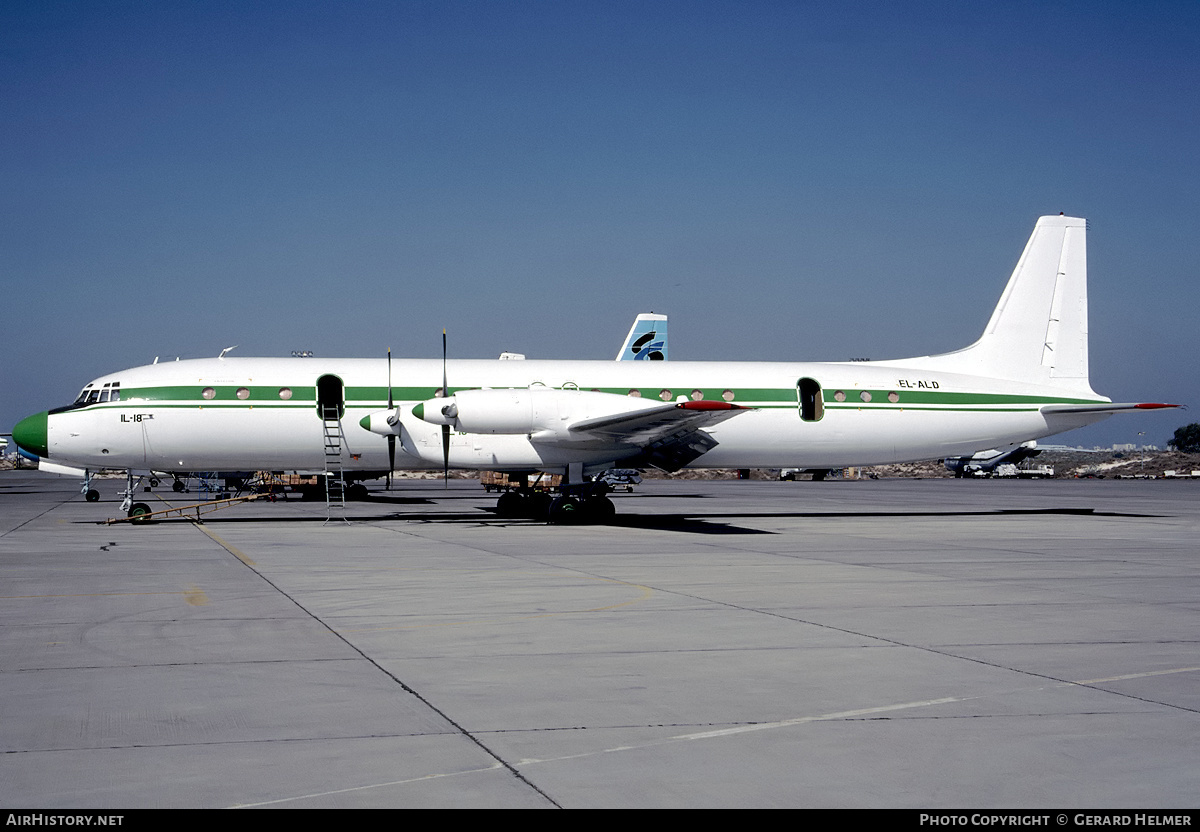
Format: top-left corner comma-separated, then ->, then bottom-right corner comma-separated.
3,1 -> 1197,449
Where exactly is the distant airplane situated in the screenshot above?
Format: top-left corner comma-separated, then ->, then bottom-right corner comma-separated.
617,313 -> 667,361
943,440 -> 1041,477
12,216 -> 1177,522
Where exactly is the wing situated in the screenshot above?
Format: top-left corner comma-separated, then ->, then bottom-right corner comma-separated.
566,400 -> 748,472
406,388 -> 750,472
568,400 -> 745,442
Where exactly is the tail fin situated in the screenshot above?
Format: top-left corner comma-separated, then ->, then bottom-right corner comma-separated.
616,313 -> 668,361
912,215 -> 1095,394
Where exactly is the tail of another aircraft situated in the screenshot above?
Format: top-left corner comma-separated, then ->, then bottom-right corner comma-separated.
907,215 -> 1097,395
617,313 -> 668,361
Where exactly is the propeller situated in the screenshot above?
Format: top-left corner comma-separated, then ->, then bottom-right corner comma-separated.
385,349 -> 394,490
441,329 -> 450,488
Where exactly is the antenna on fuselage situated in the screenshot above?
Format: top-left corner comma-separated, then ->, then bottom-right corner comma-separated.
218,345 -> 238,360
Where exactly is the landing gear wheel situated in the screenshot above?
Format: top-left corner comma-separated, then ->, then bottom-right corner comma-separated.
85,489 -> 100,502
149,477 -> 160,488
526,491 -> 552,520
587,496 -> 616,524
548,495 -> 583,525
172,480 -> 185,493
347,483 -> 369,501
128,502 -> 152,523
496,491 -> 525,518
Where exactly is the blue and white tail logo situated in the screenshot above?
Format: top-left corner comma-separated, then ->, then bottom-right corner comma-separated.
617,313 -> 668,361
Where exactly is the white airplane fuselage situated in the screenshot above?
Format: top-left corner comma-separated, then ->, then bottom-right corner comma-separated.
26,355 -> 1110,475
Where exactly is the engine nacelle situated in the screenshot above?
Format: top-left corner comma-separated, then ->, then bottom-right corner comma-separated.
413,388 -> 665,437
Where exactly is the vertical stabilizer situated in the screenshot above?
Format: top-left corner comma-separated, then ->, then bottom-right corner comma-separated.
616,313 -> 668,361
912,216 -> 1095,394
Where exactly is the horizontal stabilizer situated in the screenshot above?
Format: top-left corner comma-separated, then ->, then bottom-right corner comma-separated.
1040,402 -> 1180,415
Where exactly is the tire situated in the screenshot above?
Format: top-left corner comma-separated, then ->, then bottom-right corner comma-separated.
548,495 -> 582,525
172,481 -> 185,493
128,502 -> 152,523
496,491 -> 525,517
587,496 -> 616,524
526,491 -> 552,520
85,489 -> 100,502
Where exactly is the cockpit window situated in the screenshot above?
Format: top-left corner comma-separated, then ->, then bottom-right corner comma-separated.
74,382 -> 120,406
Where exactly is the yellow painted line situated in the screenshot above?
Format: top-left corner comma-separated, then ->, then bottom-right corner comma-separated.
142,493 -> 255,565
0,592 -> 191,600
192,522 -> 256,566
184,584 -> 209,606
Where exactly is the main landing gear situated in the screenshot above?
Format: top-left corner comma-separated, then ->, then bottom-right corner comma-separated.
493,480 -> 616,525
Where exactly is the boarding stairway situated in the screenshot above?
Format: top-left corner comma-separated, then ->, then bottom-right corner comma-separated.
322,405 -> 348,522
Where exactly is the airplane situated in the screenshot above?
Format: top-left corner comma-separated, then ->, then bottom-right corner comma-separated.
617,313 -> 668,361
11,215 -> 1178,523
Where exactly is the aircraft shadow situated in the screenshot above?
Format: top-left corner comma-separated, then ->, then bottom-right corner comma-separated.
88,504 -> 1160,534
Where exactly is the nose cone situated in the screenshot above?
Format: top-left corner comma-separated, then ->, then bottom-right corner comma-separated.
361,411 -> 400,436
13,411 -> 49,458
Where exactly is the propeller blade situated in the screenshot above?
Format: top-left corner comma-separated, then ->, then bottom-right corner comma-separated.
442,424 -> 450,488
387,434 -> 395,491
387,348 -> 394,490
441,330 -> 449,488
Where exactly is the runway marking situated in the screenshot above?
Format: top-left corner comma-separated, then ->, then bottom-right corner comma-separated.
1074,666 -> 1200,685
139,493 -> 257,566
184,584 -> 209,606
341,577 -> 654,633
674,697 -> 967,740
225,761 -> 507,808
512,666 -> 1200,768
513,695 -> 972,766
0,591 -> 199,600
192,523 -> 257,566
